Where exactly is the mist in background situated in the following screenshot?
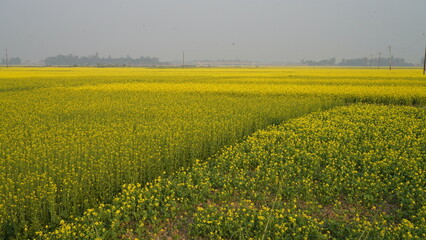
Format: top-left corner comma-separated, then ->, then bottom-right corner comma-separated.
1,0 -> 425,64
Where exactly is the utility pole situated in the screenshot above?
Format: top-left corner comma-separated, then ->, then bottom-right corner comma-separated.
182,52 -> 185,69
370,55 -> 373,68
378,52 -> 382,69
388,45 -> 392,70
423,34 -> 426,75
423,46 -> 426,75
5,49 -> 8,68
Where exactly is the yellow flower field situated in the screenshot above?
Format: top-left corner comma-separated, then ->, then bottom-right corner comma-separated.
43,104 -> 426,239
0,67 -> 425,239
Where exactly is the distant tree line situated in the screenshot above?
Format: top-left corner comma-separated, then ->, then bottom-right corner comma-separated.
301,57 -> 416,67
44,53 -> 167,66
301,58 -> 337,66
1,57 -> 22,65
194,58 -> 248,62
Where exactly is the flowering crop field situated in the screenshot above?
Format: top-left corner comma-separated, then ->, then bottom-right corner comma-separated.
42,104 -> 426,239
0,67 -> 425,239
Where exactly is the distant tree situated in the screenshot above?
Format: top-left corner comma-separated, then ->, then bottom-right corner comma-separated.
391,57 -> 412,66
301,58 -> 336,66
44,54 -> 78,65
338,57 -> 368,66
10,57 -> 22,65
43,54 -> 165,66
1,57 -> 21,65
337,57 -> 414,67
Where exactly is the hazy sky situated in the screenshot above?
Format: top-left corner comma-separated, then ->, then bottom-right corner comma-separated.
1,0 -> 425,63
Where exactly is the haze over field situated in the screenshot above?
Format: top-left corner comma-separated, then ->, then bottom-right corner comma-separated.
1,0 -> 425,63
